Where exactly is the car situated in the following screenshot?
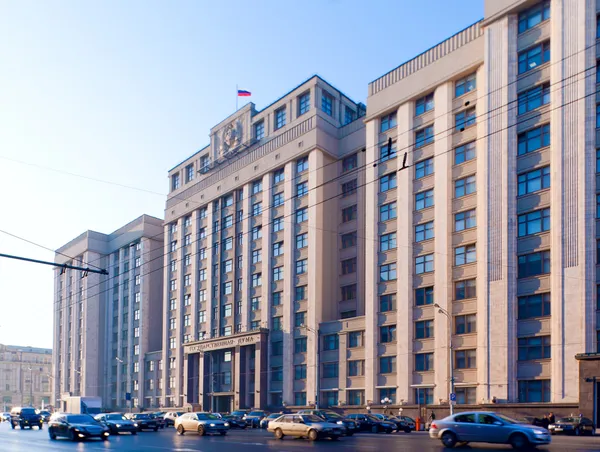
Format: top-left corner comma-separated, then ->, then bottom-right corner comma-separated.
129,413 -> 159,431
268,413 -> 344,441
149,412 -> 166,429
297,409 -> 358,436
1,412 -> 11,422
395,415 -> 416,431
371,413 -> 412,433
244,410 -> 268,428
429,411 -> 551,449
231,410 -> 248,417
548,416 -> 595,436
223,415 -> 247,429
163,411 -> 183,427
37,410 -> 52,423
175,412 -> 230,436
48,413 -> 110,441
345,413 -> 396,433
10,406 -> 43,430
260,413 -> 283,429
94,413 -> 138,435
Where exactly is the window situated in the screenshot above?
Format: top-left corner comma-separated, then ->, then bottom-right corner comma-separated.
199,269 -> 206,281
184,254 -> 191,266
597,104 -> 600,128
380,263 -> 397,281
455,209 -> 477,231
455,175 -> 476,197
296,259 -> 308,275
455,73 -> 477,97
415,254 -> 434,274
199,228 -> 206,240
222,282 -> 232,295
341,231 -> 357,248
271,366 -> 283,381
518,83 -> 550,115
415,320 -> 434,339
295,285 -> 306,301
252,226 -> 262,240
455,244 -> 477,266
380,294 -> 396,312
272,316 -> 282,331
273,168 -> 285,184
294,365 -> 307,380
169,298 -> 176,310
322,362 -> 339,378
518,251 -> 551,278
415,125 -> 434,148
251,297 -> 260,311
296,233 -> 308,249
455,279 -> 476,300
170,279 -> 176,291
518,0 -> 550,33
135,275 -> 140,285
275,107 -> 286,129
273,241 -> 284,257
344,106 -> 357,125
252,180 -> 262,194
415,286 -> 433,306
415,353 -> 434,371
415,221 -> 434,242
170,241 -> 177,252
518,379 -> 551,402
272,341 -> 283,356
184,274 -> 191,287
252,202 -> 262,217
380,140 -> 396,162
342,154 -> 358,172
380,356 -> 397,373
518,41 -> 550,74
251,273 -> 262,287
171,173 -> 180,191
223,194 -> 233,207
222,237 -> 233,251
223,259 -> 233,273
379,173 -> 397,192
252,249 -> 262,264
348,331 -> 364,348
296,181 -> 308,197
455,314 -> 477,334
415,92 -> 434,115
341,257 -> 357,275
341,179 -> 357,197
342,205 -> 358,222
200,155 -> 210,172
518,208 -> 550,237
298,92 -> 310,115
323,334 -> 339,350
380,202 -> 397,221
222,215 -> 233,229
455,107 -> 476,131
415,158 -> 434,179
455,387 -> 477,404
295,337 -> 307,353
380,112 -> 397,132
518,336 -> 551,360
455,349 -> 477,369
255,120 -> 265,140
348,360 -> 364,376
200,248 -> 206,260
273,192 -> 284,207
518,293 -> 551,319
380,325 -> 397,343
169,337 -> 176,349
380,232 -> 397,251
199,289 -> 206,302
341,284 -> 357,301
518,124 -> 550,155
273,216 -> 284,232
250,320 -> 260,330
415,189 -> 434,210
296,207 -> 308,223
273,266 -> 283,281
322,91 -> 333,116
272,291 -> 282,306
347,390 -> 364,406
518,166 -> 550,195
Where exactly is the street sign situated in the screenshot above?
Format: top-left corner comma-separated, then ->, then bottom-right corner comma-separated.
449,392 -> 456,401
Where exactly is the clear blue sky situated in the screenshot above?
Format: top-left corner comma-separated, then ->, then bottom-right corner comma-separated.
0,0 -> 483,348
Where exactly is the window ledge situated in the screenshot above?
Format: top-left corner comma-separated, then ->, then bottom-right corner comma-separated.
517,61 -> 551,80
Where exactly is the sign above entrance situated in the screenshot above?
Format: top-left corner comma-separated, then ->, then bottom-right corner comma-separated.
184,332 -> 264,354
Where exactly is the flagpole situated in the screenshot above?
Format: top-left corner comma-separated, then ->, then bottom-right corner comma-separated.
236,84 -> 238,111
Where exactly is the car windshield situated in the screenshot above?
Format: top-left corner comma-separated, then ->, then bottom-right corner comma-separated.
67,415 -> 96,423
323,412 -> 342,419
106,414 -> 126,421
268,414 -> 280,419
248,411 -> 264,416
21,408 -> 36,415
367,415 -> 381,422
495,414 -> 518,424
197,413 -> 220,420
558,417 -> 578,423
232,411 -> 246,416
134,414 -> 150,419
302,415 -> 325,423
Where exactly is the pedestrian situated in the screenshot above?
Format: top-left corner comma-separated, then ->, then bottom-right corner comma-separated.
541,415 -> 549,429
548,412 -> 555,424
428,410 -> 436,422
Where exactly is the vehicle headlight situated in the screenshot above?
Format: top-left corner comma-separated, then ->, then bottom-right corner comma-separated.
337,421 -> 344,425
116,424 -> 121,428
209,423 -> 215,427
224,422 -> 230,427
533,429 -> 546,435
133,423 -> 138,427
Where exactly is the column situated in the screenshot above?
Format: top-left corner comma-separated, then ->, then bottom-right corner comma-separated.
282,160 -> 295,405
234,345 -> 241,409
254,342 -> 267,408
198,354 -> 205,410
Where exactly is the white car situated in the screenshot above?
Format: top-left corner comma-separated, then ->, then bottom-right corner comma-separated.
175,412 -> 230,436
1,412 -> 11,422
163,411 -> 183,427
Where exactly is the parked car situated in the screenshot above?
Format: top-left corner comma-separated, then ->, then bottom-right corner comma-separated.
260,413 -> 283,429
149,412 -> 166,429
10,406 -> 43,430
429,411 -> 551,449
163,411 -> 183,427
37,410 -> 52,423
345,413 -> 396,433
223,415 -> 247,429
129,413 -> 159,431
297,409 -> 357,436
244,410 -> 268,428
548,416 -> 595,436
395,415 -> 416,431
231,410 -> 248,417
371,413 -> 411,433
94,413 -> 138,435
175,412 -> 230,436
48,413 -> 110,441
520,416 -> 546,427
268,414 -> 344,441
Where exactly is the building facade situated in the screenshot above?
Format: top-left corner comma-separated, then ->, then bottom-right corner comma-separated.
53,215 -> 164,410
0,344 -> 52,410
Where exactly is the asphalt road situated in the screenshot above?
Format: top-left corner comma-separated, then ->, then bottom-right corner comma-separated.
1,422 -> 600,451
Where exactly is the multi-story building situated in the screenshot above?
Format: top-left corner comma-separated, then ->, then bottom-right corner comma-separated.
161,75 -> 366,410
53,214 -> 164,410
0,344 -> 52,410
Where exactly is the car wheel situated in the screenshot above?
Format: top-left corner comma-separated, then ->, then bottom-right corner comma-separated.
11,422 -> 15,430
441,431 -> 457,448
49,428 -> 57,440
331,435 -> 340,441
197,425 -> 206,436
574,427 -> 581,436
69,429 -> 78,442
38,424 -> 43,430
154,427 -> 158,432
102,435 -> 109,441
385,429 -> 392,434
274,428 -> 284,439
220,431 -> 227,436
19,423 -> 24,429
308,429 -> 318,441
509,433 -> 529,450
404,427 -> 411,433
346,432 -> 354,437
371,425 -> 378,433
177,425 -> 185,435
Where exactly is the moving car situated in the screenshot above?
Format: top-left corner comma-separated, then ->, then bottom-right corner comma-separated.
371,413 -> 412,433
10,406 -> 43,430
1,412 -> 12,422
163,411 -> 183,427
223,414 -> 247,429
48,413 -> 110,441
244,410 -> 268,428
175,412 -> 230,436
129,413 -> 159,431
260,413 -> 283,429
297,409 -> 357,436
548,416 -> 595,436
37,410 -> 52,423
268,414 -> 344,441
345,413 -> 396,433
231,410 -> 248,417
429,411 -> 551,449
149,412 -> 166,429
94,413 -> 138,434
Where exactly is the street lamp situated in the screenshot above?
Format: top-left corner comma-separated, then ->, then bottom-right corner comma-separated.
434,303 -> 454,415
115,357 -> 130,410
381,397 -> 391,415
299,325 -> 320,409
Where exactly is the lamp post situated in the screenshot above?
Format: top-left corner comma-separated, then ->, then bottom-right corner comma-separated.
115,357 -> 130,411
301,325 -> 320,409
381,397 -> 391,415
434,303 -> 454,415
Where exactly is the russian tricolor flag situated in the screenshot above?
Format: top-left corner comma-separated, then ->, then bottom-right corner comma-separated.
237,89 -> 251,97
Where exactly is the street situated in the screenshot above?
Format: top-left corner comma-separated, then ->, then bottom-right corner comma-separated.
1,423 -> 600,452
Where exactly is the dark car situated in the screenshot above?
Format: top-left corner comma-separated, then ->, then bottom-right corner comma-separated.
48,413 -> 110,441
297,409 -> 358,436
94,413 -> 138,435
10,406 -> 43,430
260,413 -> 283,429
371,413 -> 411,433
223,415 -> 247,429
346,413 -> 396,433
37,410 -> 52,423
130,413 -> 159,431
395,415 -> 416,431
231,410 -> 248,418
149,412 -> 166,429
548,417 -> 595,436
244,410 -> 268,428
